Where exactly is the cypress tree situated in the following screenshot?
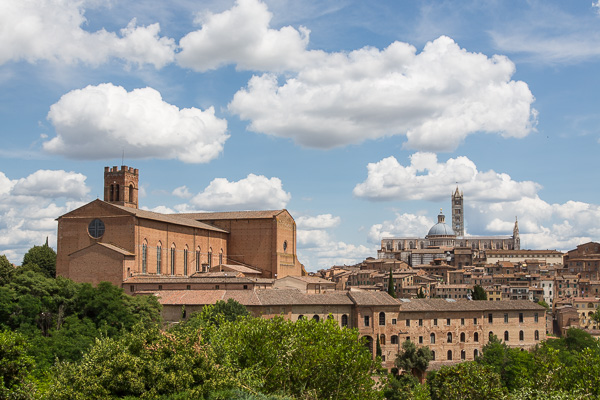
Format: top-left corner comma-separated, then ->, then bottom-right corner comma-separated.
387,266 -> 396,298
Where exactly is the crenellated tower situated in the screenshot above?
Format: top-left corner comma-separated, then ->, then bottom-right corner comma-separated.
451,187 -> 464,237
104,165 -> 139,209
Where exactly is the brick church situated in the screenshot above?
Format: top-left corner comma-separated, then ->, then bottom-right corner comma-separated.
56,166 -> 304,288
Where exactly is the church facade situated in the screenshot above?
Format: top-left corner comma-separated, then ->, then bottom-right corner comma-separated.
56,166 -> 304,288
378,188 -> 520,265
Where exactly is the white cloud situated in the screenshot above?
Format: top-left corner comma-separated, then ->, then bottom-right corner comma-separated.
229,35 -> 537,151
44,83 -> 229,163
172,185 -> 192,199
0,0 -> 175,67
0,169 -> 91,264
187,174 -> 291,211
296,214 -> 341,229
297,229 -> 330,248
298,241 -> 375,270
353,152 -> 540,202
177,0 -> 319,72
368,213 -> 433,244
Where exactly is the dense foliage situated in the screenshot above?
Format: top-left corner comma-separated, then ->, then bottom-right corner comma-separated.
472,285 -> 487,300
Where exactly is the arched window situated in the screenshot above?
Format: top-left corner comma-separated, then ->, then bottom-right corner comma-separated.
447,350 -> 452,361
489,331 -> 494,340
461,350 -> 466,360
409,241 -> 415,249
420,242 -> 424,249
129,184 -> 134,203
447,332 -> 452,343
379,312 -> 386,326
341,314 -> 348,327
141,241 -> 147,274
535,330 -> 539,340
312,315 -> 320,322
195,247 -> 201,272
460,332 -> 465,342
297,315 -> 304,320
170,244 -> 176,275
431,351 -> 436,361
219,249 -> 223,265
474,349 -> 479,358
474,332 -> 479,342
430,333 -> 435,344
504,331 -> 509,341
380,334 -> 386,345
183,246 -> 189,276
519,330 -> 524,341
110,184 -> 114,201
156,242 -> 162,275
391,335 -> 398,345
208,248 -> 213,269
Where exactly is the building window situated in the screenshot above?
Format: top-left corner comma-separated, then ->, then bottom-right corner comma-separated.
170,246 -> 176,275
243,284 -> 248,290
519,313 -> 524,323
379,312 -> 386,326
186,285 -> 191,290
447,350 -> 453,361
488,313 -> 493,323
431,351 -> 436,361
380,334 -> 386,345
461,318 -> 465,326
341,314 -> 348,327
534,313 -> 539,323
473,318 -> 477,324
474,349 -> 479,358
391,335 -> 398,344
142,244 -> 147,273
434,318 -> 438,326
298,315 -> 304,320
474,332 -> 479,342
158,285 -> 162,290
88,218 -> 105,239
391,318 -> 397,325
215,285 -> 220,289
430,333 -> 435,344
129,285 -> 134,292
519,330 -> 524,341
406,319 -> 410,327
460,332 -> 465,342
535,330 -> 539,340
461,350 -> 466,360
219,249 -> 223,265
156,245 -> 162,274
504,331 -> 509,341
504,313 -> 509,323
313,315 -> 320,322
195,248 -> 201,272
364,316 -> 370,327
419,336 -> 423,344
419,318 -> 423,326
183,249 -> 188,276
446,318 -> 451,326
447,333 -> 452,343
489,331 -> 494,340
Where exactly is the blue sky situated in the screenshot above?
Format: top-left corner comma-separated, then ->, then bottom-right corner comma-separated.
1,0 -> 600,270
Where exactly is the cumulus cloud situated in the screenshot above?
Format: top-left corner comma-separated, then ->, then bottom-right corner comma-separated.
177,0 -> 319,72
296,214 -> 341,229
0,0 -> 175,67
298,241 -> 375,270
229,36 -> 537,151
363,155 -> 600,252
44,83 -> 229,163
187,174 -> 291,211
0,169 -> 90,264
172,186 -> 192,199
353,152 -> 540,202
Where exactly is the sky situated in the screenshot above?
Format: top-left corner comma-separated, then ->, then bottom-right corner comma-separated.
1,0 -> 600,271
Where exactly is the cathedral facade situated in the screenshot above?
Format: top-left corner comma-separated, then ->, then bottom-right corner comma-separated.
378,188 -> 520,265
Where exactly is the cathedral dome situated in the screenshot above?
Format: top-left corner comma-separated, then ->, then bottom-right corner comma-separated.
427,210 -> 455,237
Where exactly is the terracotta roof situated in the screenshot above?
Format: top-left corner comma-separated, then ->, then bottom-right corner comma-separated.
217,264 -> 262,274
257,290 -> 352,305
125,274 -> 254,284
280,276 -> 335,284
347,291 -> 400,306
486,249 -> 563,255
177,210 -> 287,221
398,298 -> 546,312
110,203 -> 228,233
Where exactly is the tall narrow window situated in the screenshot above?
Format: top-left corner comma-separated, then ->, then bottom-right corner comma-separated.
474,332 -> 479,342
519,330 -> 524,341
504,313 -> 509,323
535,330 -> 539,340
504,331 -> 509,341
142,244 -> 147,273
341,314 -> 348,327
115,184 -> 120,201
196,247 -> 201,272
460,332 -> 465,342
379,312 -> 386,326
129,184 -> 134,203
170,246 -> 176,275
447,350 -> 452,361
183,248 -> 188,276
364,315 -> 370,327
157,245 -> 162,275
447,333 -> 452,343
110,184 -> 114,201
219,249 -> 223,265
430,333 -> 435,344
208,248 -> 213,269
534,313 -> 539,323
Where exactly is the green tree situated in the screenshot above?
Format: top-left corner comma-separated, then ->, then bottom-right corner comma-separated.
472,285 -> 487,300
376,335 -> 382,357
0,254 -> 14,286
388,267 -> 396,298
194,299 -> 250,327
394,340 -> 432,383
537,300 -> 550,310
0,330 -> 35,399
416,287 -> 426,298
477,334 -> 535,391
590,307 -> 600,327
22,244 -> 56,278
428,362 -> 505,400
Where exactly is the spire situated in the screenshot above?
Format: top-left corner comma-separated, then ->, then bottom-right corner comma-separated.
513,216 -> 519,236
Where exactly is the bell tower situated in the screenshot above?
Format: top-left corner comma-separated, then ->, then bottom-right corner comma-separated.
104,165 -> 139,209
451,187 -> 464,237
